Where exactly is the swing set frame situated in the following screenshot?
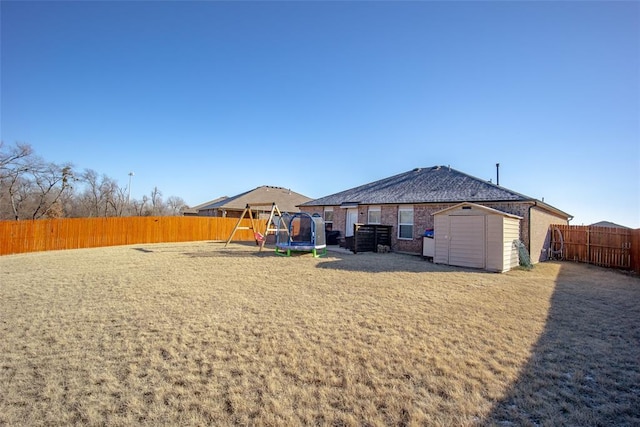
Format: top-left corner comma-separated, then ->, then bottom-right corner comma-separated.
224,203 -> 287,251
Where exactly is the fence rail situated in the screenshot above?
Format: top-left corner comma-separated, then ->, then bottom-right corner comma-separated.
550,224 -> 640,274
0,217 -> 265,256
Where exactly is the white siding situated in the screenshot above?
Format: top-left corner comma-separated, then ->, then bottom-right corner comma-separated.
433,215 -> 450,264
503,218 -> 521,271
433,202 -> 522,273
448,216 -> 485,269
486,215 -> 504,272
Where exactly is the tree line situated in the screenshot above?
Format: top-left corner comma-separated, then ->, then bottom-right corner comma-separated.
0,142 -> 188,220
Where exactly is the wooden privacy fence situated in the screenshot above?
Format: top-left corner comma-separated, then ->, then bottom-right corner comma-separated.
550,224 -> 640,274
0,217 -> 265,256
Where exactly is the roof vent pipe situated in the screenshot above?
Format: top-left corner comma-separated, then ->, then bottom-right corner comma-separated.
496,163 -> 500,186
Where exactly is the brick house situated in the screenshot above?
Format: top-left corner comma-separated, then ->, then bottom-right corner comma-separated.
182,196 -> 228,216
189,186 -> 312,219
299,166 -> 572,263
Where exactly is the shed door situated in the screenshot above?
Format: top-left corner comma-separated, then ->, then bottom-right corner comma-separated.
449,216 -> 485,269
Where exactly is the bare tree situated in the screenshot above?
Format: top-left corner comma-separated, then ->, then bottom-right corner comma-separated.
132,195 -> 149,216
4,175 -> 31,220
28,162 -> 74,220
150,186 -> 163,216
1,141 -> 190,220
107,186 -> 128,217
77,168 -> 140,217
0,142 -> 73,220
79,169 -> 106,217
59,181 -> 83,218
75,169 -> 137,217
166,195 -> 187,216
45,200 -> 64,218
0,142 -> 34,219
0,142 -> 33,174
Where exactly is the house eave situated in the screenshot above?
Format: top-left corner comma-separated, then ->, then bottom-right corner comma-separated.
300,198 -> 572,220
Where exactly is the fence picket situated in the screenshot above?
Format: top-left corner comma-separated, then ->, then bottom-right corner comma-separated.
551,224 -> 639,274
0,217 -> 264,256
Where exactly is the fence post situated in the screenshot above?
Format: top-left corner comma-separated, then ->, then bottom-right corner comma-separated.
632,229 -> 640,274
586,227 -> 590,265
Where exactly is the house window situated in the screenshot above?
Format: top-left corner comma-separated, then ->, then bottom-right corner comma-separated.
398,206 -> 414,239
324,208 -> 333,230
368,206 -> 381,224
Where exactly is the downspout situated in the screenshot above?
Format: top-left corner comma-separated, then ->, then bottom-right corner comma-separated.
528,201 -> 536,255
530,200 -> 574,261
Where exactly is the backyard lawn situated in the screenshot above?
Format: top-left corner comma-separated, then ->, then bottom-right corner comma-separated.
1,242 -> 638,426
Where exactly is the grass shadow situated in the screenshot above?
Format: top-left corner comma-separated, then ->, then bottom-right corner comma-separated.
132,247 -> 154,253
183,241 -> 278,259
315,251 -> 496,274
484,262 -> 640,425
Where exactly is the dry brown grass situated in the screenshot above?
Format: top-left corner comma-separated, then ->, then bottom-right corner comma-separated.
1,242 -> 638,426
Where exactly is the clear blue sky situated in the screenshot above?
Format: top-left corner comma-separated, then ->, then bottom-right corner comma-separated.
2,1 -> 638,227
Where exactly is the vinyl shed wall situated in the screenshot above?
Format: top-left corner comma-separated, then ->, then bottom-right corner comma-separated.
486,214 -> 520,272
434,204 -> 521,272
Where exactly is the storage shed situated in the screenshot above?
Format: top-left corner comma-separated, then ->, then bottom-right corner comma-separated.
433,202 -> 522,272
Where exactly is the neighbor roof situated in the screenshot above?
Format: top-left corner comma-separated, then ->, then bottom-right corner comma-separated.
198,186 -> 312,214
182,196 -> 228,215
301,165 -> 571,218
589,221 -> 631,229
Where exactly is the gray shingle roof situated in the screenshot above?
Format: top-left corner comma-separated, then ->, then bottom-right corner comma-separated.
199,186 -> 312,213
301,166 -> 532,206
589,221 -> 631,229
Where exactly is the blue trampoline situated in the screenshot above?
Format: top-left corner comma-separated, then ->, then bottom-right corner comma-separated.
275,212 -> 327,257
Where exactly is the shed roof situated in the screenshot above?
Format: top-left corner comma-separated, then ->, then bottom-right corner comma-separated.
433,202 -> 522,219
301,165 -> 571,219
198,186 -> 312,214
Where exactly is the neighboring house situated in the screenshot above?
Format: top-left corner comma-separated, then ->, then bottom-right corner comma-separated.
182,197 -> 228,216
192,186 -> 313,218
299,166 -> 572,263
589,221 -> 631,229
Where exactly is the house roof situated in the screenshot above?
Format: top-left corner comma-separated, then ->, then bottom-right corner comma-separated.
182,196 -> 229,215
198,186 -> 312,214
301,165 -> 571,219
589,221 -> 631,229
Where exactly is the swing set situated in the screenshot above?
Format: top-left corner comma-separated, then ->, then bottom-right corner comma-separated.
224,203 -> 327,257
224,203 -> 285,251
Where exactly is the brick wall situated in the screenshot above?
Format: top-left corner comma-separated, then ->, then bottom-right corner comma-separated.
300,207 -> 323,216
529,206 -> 569,262
303,202 -> 566,258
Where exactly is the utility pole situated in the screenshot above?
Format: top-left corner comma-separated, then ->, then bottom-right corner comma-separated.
128,172 -> 134,203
